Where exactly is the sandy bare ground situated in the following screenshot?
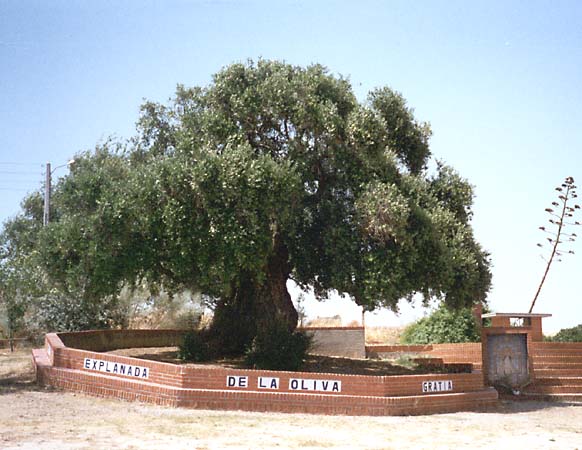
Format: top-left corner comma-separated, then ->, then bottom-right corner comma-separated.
1,348 -> 582,450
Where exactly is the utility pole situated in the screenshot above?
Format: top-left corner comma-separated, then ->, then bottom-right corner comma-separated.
43,162 -> 51,226
43,160 -> 74,226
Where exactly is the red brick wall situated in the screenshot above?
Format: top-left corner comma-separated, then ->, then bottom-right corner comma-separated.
365,343 -> 483,369
33,330 -> 498,416
529,341 -> 582,380
57,329 -> 188,352
530,342 -> 582,352
529,317 -> 544,342
36,361 -> 497,416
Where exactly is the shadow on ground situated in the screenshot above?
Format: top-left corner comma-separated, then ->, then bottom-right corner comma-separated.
0,348 -> 50,395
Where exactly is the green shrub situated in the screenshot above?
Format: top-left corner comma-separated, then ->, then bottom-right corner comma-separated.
547,324 -> 582,342
245,323 -> 311,371
28,293 -> 128,332
400,305 -> 481,344
178,330 -> 212,362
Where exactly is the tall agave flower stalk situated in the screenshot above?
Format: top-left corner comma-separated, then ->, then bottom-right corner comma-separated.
529,176 -> 581,313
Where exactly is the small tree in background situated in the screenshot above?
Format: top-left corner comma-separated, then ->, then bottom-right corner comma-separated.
529,176 -> 581,313
400,305 -> 481,344
548,324 -> 582,342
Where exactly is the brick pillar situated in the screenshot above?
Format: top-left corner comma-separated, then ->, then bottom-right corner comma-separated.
529,317 -> 544,341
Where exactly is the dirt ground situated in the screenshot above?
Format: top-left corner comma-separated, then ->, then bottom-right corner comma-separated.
2,348 -> 582,450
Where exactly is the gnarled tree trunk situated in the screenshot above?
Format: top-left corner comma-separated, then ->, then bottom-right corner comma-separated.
209,233 -> 298,355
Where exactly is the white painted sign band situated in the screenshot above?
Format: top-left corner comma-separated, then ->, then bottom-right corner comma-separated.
83,357 -> 149,379
422,380 -> 453,393
225,375 -> 341,393
226,375 -> 248,388
258,376 -> 280,389
289,378 -> 341,393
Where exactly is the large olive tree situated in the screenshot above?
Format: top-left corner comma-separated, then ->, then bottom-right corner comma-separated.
8,61 -> 491,353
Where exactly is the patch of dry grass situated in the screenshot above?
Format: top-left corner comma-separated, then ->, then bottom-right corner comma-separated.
365,326 -> 404,344
304,316 -> 343,327
0,347 -> 35,387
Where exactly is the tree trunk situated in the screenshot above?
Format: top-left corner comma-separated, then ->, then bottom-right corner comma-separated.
255,232 -> 298,332
209,233 -> 298,356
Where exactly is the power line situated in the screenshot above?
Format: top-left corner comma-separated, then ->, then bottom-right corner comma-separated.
0,171 -> 42,175
0,162 -> 41,166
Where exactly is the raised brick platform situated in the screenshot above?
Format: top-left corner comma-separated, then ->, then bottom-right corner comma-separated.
366,343 -> 483,370
32,330 -> 498,416
522,342 -> 582,402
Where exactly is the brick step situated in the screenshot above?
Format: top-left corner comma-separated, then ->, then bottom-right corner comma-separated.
532,355 -> 582,363
531,349 -> 582,356
433,358 -> 483,362
523,385 -> 582,394
518,392 -> 582,403
531,343 -> 582,351
532,368 -> 582,377
532,362 -> 582,370
372,354 -> 481,370
532,355 -> 582,361
533,376 -> 582,386
431,358 -> 481,363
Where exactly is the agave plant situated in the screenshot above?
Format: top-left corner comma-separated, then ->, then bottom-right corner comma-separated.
529,176 -> 581,313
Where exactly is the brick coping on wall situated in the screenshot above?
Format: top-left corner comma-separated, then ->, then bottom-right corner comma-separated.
33,329 -> 498,416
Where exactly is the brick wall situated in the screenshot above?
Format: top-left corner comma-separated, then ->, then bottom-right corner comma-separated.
529,341 -> 582,380
33,330 -> 498,416
365,343 -> 483,369
57,329 -> 188,352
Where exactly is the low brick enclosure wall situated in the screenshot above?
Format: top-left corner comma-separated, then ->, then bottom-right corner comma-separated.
33,330 -> 498,416
57,329 -> 188,352
366,343 -> 483,370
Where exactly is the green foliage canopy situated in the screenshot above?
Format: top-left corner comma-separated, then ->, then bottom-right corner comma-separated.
1,60 -> 491,340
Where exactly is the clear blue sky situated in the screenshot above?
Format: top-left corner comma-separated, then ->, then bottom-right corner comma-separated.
1,0 -> 581,332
